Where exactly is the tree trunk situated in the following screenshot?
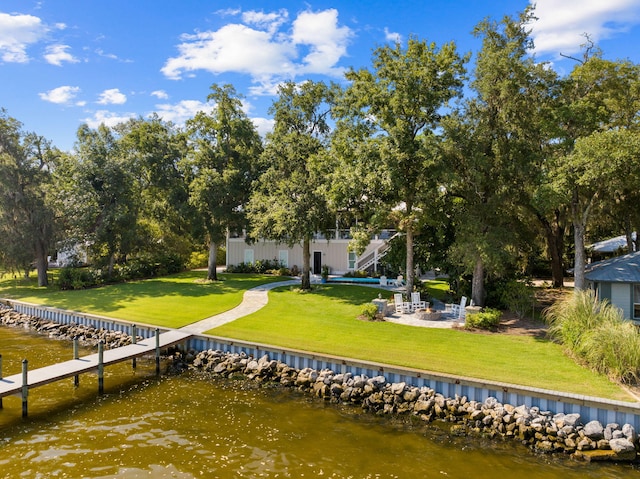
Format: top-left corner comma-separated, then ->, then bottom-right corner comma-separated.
471,256 -> 484,307
625,225 -> 635,253
535,210 -> 565,288
35,240 -> 48,287
573,219 -> 587,291
405,223 -> 414,295
301,237 -> 311,290
207,240 -> 218,281
545,218 -> 565,288
108,252 -> 116,278
571,188 -> 594,292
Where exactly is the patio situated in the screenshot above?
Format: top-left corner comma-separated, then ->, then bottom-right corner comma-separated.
383,303 -> 465,329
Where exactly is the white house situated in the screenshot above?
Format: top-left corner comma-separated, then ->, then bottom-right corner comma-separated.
225,230 -> 397,275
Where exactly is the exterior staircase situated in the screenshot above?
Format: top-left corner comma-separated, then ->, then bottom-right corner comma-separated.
355,232 -> 402,272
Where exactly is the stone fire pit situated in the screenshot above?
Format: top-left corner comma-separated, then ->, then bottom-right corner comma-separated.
416,309 -> 441,321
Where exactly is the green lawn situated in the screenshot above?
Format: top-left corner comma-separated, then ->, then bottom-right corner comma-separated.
208,284 -> 631,401
423,278 -> 450,300
0,271 -> 286,328
0,273 -> 632,401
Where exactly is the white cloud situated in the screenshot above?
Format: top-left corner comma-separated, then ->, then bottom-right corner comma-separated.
216,8 -> 242,17
242,9 -> 288,34
152,99 -> 215,125
162,24 -> 296,80
97,88 -> 127,105
83,110 -> 136,129
44,44 -> 79,66
0,12 -> 47,63
162,8 -> 353,90
292,9 -> 353,75
251,117 -> 275,137
39,85 -> 81,104
384,27 -> 402,44
151,90 -> 169,99
530,0 -> 640,57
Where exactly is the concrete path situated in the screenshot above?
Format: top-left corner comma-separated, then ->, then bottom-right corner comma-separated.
178,278 -> 460,334
179,279 -> 299,334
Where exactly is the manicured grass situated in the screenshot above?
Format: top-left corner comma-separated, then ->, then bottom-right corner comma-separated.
208,284 -> 631,401
0,271 -> 287,328
0,273 -> 631,400
423,278 -> 450,301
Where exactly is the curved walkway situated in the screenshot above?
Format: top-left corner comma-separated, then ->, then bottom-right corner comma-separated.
179,279 -> 299,334
179,278 -> 459,334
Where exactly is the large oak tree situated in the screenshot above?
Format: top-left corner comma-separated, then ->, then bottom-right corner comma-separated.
186,84 -> 264,280
248,80 -> 337,290
336,38 -> 467,293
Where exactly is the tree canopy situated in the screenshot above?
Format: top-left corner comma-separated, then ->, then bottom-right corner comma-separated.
1,6 -> 639,306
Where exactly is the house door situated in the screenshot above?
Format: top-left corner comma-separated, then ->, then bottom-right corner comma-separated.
313,251 -> 322,274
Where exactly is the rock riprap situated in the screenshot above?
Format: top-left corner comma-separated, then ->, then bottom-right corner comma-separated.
192,348 -> 639,462
0,306 -> 137,348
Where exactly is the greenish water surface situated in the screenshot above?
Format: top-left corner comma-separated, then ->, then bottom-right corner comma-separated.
0,325 -> 638,478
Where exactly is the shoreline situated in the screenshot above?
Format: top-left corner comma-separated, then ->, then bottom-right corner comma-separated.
1,305 -> 638,464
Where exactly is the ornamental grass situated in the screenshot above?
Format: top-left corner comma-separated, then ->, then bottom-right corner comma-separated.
544,289 -> 640,384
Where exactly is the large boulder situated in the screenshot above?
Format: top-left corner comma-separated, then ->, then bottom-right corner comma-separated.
609,438 -> 637,461
583,420 -> 604,440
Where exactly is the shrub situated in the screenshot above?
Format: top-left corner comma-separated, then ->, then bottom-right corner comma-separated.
226,262 -> 252,273
465,308 -> 502,331
58,267 -> 99,290
544,289 -> 615,350
359,303 -> 383,321
498,279 -> 535,318
226,260 -> 290,275
581,319 -> 640,383
544,289 -> 640,383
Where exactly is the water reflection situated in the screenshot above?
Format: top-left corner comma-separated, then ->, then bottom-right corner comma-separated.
0,325 -> 638,478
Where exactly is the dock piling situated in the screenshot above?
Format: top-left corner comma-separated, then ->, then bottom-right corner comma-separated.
73,338 -> 79,387
155,328 -> 160,375
132,324 -> 137,369
98,341 -> 104,395
21,359 -> 28,417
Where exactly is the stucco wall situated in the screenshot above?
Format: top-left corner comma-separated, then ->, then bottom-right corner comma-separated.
227,237 -> 354,274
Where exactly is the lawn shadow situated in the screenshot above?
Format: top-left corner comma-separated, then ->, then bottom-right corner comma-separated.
0,271 -> 288,318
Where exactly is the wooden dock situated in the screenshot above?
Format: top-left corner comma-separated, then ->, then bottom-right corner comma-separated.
0,329 -> 191,415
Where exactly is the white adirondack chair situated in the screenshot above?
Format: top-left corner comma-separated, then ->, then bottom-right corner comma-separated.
450,296 -> 467,319
411,292 -> 426,310
394,293 -> 411,314
391,275 -> 405,287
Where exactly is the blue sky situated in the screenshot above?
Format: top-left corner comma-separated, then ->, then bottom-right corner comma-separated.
2,0 -> 640,152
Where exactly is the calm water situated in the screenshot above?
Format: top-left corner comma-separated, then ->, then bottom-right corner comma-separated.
0,325 -> 638,478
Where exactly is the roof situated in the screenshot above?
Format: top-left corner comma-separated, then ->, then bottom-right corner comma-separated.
584,250 -> 640,283
588,232 -> 636,253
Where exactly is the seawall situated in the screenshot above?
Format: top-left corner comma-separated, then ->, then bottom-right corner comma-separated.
2,298 -> 640,456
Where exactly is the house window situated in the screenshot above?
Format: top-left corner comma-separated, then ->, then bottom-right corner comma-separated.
244,249 -> 254,265
278,250 -> 288,267
634,284 -> 640,319
348,251 -> 357,270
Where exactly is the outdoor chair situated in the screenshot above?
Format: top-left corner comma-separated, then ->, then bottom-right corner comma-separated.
449,296 -> 467,320
411,292 -> 426,310
394,293 -> 412,314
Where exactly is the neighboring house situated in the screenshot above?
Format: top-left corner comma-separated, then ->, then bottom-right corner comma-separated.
226,230 -> 397,275
584,251 -> 640,321
55,242 -> 89,267
588,232 -> 636,260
